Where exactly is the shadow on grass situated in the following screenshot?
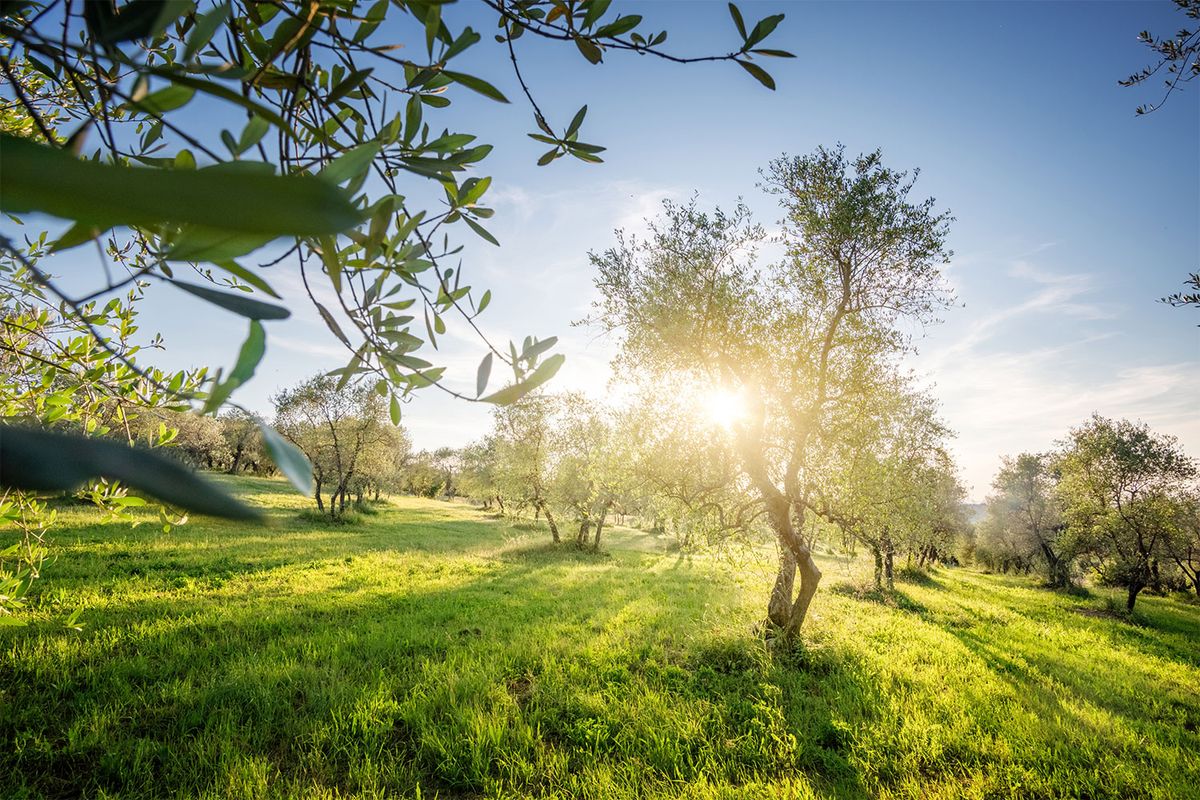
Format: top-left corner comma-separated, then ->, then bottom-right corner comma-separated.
4,506 -> 877,800
827,581 -> 929,615
945,619 -> 1200,765
893,566 -> 946,589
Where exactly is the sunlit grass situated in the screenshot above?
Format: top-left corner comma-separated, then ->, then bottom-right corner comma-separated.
3,475 -> 1198,798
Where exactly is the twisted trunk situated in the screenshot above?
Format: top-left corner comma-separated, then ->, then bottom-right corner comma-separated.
765,497 -> 822,640
768,546 -> 796,627
537,500 -> 560,543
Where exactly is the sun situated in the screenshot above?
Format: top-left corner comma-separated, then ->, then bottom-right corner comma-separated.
701,387 -> 747,430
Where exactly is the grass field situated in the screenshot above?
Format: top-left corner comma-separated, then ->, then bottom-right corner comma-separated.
3,475 -> 1198,799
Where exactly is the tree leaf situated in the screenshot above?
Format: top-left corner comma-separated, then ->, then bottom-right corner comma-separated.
258,423 -> 314,495
582,0 -> 613,29
171,280 -> 290,320
736,59 -> 776,90
463,216 -> 499,246
319,141 -> 382,185
744,14 -> 785,49
0,426 -> 260,520
83,0 -> 192,45
0,133 -> 361,235
164,226 -> 275,261
574,36 -> 603,64
184,2 -> 231,62
566,105 -> 587,138
203,320 -> 265,412
482,354 -> 566,405
315,302 -> 353,346
728,3 -> 748,39
595,15 -> 641,38
130,84 -> 195,115
327,68 -> 374,104
50,222 -> 105,252
213,259 -> 280,298
442,70 -> 509,103
476,351 -> 493,397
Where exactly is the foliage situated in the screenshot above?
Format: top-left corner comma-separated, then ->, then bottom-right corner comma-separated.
1056,415 -> 1197,610
0,237 -> 213,621
980,452 -> 1074,587
1120,0 -> 1200,115
818,378 -> 964,590
489,393 -> 560,536
0,0 -> 794,514
1161,271 -> 1200,314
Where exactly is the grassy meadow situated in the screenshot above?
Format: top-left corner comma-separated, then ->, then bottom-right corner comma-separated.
3,475 -> 1198,799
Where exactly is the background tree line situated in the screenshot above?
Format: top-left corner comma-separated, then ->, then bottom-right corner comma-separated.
973,414 -> 1198,611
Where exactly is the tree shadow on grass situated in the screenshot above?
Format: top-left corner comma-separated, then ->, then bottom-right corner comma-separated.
3,512 -> 878,800
826,581 -> 929,616
942,622 -> 1200,797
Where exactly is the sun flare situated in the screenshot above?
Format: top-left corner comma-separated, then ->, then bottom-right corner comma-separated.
702,387 -> 747,430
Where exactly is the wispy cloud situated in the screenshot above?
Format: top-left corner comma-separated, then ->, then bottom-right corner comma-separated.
914,258 -> 1194,498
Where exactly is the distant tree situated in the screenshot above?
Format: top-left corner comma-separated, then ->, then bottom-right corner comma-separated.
134,410 -> 231,471
400,451 -> 446,499
219,409 -> 262,475
272,375 -> 390,518
987,453 -> 1075,588
1057,415 -> 1197,611
820,382 -> 961,590
588,146 -> 954,638
352,424 -> 412,502
548,392 -> 631,550
1162,492 -> 1200,596
974,507 -> 1036,576
621,385 -> 758,550
492,395 -> 560,541
1120,0 -> 1200,115
457,438 -> 503,511
430,447 -> 462,499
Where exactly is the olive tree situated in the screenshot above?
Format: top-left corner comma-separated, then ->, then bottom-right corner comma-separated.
491,394 -> 561,540
1120,0 -> 1200,115
985,453 -> 1075,588
1057,415 -> 1197,611
588,146 -> 953,639
547,392 -> 631,551
1163,492 -> 1200,596
819,382 -> 962,590
621,385 -> 758,550
272,374 -> 391,517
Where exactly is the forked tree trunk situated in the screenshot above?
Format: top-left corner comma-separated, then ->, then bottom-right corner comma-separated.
577,520 -> 591,546
765,498 -> 821,640
314,478 -> 324,512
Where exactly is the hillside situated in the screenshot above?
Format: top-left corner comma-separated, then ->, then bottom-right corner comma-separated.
3,475 -> 1198,799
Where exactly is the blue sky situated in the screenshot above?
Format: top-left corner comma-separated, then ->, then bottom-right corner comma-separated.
34,1 -> 1198,500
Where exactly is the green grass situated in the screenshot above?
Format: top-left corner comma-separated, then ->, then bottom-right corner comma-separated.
3,475 -> 1198,799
